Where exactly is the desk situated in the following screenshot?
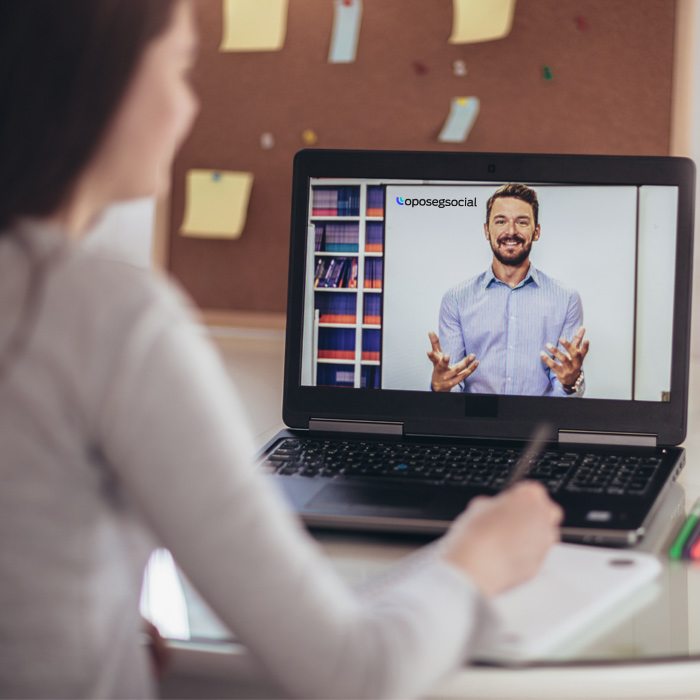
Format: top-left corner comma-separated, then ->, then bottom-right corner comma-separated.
150,329 -> 700,699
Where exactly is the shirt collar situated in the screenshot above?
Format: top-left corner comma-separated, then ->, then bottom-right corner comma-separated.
484,263 -> 540,289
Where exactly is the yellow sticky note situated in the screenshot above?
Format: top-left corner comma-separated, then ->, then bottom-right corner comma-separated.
220,0 -> 288,52
180,170 -> 253,240
449,0 -> 516,44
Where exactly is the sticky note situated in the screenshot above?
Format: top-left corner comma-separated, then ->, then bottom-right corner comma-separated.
328,0 -> 363,63
220,0 -> 288,52
180,170 -> 253,240
438,97 -> 480,143
449,0 -> 516,44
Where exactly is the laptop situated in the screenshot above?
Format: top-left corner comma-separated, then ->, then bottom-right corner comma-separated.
259,149 -> 695,546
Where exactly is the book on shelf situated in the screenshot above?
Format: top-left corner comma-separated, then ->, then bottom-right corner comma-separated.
347,258 -> 358,288
316,292 -> 357,324
329,258 -> 347,288
365,221 -> 384,252
321,222 -> 359,252
318,327 -> 356,360
312,186 -> 360,217
361,328 -> 381,362
314,257 -> 358,288
316,257 -> 336,288
363,294 -> 382,325
337,186 -> 360,216
312,188 -> 338,216
314,223 -> 325,251
366,186 -> 385,217
364,258 -> 383,289
361,365 -> 380,389
317,364 -> 354,387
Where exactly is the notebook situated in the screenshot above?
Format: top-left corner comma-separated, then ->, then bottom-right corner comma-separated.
260,149 -> 695,546
473,543 -> 663,663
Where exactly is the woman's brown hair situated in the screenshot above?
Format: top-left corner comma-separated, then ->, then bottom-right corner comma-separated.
0,0 -> 177,230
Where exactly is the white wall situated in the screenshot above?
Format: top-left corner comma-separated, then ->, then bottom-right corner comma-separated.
636,186 -> 678,401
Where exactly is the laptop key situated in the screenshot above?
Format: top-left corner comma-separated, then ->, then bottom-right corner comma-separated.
279,465 -> 300,475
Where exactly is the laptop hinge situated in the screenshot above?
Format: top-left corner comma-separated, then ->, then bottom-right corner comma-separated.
309,419 -> 404,436
558,430 -> 657,448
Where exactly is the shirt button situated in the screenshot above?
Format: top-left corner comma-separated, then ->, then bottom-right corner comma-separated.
510,316 -> 515,320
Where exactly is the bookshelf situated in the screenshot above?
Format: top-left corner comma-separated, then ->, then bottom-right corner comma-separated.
309,181 -> 385,388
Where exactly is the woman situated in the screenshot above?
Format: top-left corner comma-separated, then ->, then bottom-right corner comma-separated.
0,2 -> 562,698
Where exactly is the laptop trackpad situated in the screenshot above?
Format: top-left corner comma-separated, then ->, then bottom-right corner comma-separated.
306,482 -> 434,516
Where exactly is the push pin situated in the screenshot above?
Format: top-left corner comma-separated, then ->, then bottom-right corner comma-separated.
452,59 -> 467,77
302,129 -> 318,146
412,61 -> 427,75
543,66 -> 553,81
574,16 -> 588,31
260,132 -> 275,150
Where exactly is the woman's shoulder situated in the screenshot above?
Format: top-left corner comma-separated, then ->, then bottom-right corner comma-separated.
57,241 -> 196,326
0,220 -> 200,357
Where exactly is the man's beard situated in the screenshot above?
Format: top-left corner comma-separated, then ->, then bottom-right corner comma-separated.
490,236 -> 533,267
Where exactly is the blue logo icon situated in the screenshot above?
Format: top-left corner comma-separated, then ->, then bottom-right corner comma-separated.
396,196 -> 404,205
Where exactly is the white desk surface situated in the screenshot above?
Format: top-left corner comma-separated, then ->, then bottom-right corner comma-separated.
152,329 -> 700,700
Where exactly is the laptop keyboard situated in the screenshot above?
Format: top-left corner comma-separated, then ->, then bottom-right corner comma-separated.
262,438 -> 663,496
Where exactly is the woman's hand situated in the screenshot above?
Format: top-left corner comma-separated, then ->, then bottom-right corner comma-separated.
440,481 -> 563,597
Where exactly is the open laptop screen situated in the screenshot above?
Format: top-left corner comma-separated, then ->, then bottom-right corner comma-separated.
285,151 -> 694,445
303,179 -> 677,402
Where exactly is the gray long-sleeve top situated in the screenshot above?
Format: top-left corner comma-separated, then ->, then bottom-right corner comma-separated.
0,220 -> 490,699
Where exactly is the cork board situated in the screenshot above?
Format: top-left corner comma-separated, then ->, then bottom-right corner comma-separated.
168,0 -> 676,313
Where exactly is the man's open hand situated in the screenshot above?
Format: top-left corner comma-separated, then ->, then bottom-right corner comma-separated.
540,326 -> 589,391
427,331 -> 479,391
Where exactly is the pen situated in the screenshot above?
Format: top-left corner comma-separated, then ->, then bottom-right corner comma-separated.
669,497 -> 700,559
504,423 -> 553,489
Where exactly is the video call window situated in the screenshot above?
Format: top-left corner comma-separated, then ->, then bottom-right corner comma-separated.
301,179 -> 678,402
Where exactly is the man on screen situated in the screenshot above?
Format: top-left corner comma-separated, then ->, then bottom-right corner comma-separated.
428,183 -> 589,396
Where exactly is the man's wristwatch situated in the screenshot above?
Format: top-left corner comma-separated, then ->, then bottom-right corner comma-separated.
562,370 -> 584,395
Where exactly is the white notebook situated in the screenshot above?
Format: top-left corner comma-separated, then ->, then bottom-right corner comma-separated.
474,543 -> 662,663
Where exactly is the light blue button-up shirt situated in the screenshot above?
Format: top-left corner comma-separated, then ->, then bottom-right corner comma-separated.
438,264 -> 584,396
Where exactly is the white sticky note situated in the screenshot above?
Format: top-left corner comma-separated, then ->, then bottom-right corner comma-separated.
438,97 -> 480,143
328,0 -> 363,64
449,0 -> 516,44
180,170 -> 254,240
220,0 -> 288,52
